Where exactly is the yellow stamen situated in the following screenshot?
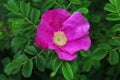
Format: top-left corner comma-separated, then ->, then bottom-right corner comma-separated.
53,31 -> 67,47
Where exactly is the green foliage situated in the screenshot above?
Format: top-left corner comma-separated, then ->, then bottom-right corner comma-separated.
71,0 -> 81,4
22,60 -> 33,78
20,1 -> 30,17
92,48 -> 108,60
52,57 -> 63,73
104,0 -> 120,21
30,8 -> 41,24
24,45 -> 37,55
62,62 -> 73,80
109,50 -> 119,65
0,0 -> 120,80
5,60 -> 23,75
76,7 -> 89,15
35,55 -> 46,71
4,0 -> 19,14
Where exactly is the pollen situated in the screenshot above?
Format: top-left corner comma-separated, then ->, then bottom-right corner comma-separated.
53,31 -> 67,47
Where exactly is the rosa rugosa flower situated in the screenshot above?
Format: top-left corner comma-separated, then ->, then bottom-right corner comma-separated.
35,8 -> 91,61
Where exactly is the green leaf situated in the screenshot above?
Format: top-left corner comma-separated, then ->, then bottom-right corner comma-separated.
109,40 -> 120,46
70,61 -> 78,73
76,7 -> 89,14
98,43 -> 112,50
47,53 -> 56,68
93,61 -> 100,69
92,48 -> 108,60
71,0 -> 81,4
79,1 -> 91,8
20,1 -> 30,17
109,0 -> 120,12
80,50 -> 91,57
2,57 -> 11,67
4,0 -> 19,14
118,48 -> 120,53
112,24 -> 120,32
88,14 -> 101,23
116,0 -> 120,11
52,57 -> 63,73
62,62 -> 73,80
0,74 -> 7,80
11,38 -> 26,47
14,54 -> 29,61
82,59 -> 93,72
43,0 -> 55,10
104,3 -> 117,13
35,55 -> 46,71
106,13 -> 120,21
24,45 -> 37,55
109,50 -> 119,65
22,60 -> 33,78
5,61 -> 22,75
109,0 -> 117,5
30,8 -> 40,24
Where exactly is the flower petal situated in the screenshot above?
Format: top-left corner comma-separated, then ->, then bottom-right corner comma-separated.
35,21 -> 53,49
61,36 -> 91,54
42,8 -> 70,31
56,49 -> 77,61
61,12 -> 90,41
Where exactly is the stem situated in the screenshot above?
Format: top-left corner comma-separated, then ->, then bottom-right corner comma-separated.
107,48 -> 118,53
54,1 -> 62,8
24,17 -> 37,28
66,1 -> 72,10
30,49 -> 44,60
19,13 -> 37,28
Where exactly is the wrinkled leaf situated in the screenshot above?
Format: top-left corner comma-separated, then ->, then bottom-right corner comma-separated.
106,13 -> 120,21
22,60 -> 33,78
104,3 -> 117,13
35,55 -> 46,71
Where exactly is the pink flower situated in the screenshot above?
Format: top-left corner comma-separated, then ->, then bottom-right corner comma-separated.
35,8 -> 91,61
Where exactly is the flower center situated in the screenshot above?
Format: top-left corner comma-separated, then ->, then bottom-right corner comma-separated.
53,31 -> 67,47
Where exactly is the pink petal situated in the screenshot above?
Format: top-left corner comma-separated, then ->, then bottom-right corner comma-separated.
42,8 -> 70,31
61,36 -> 91,54
35,21 -> 53,49
56,49 -> 77,61
61,12 -> 90,41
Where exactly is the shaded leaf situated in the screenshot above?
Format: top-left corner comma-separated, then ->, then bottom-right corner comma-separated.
92,48 -> 108,60
98,43 -> 112,50
109,50 -> 119,65
0,74 -> 7,80
52,57 -> 63,73
109,40 -> 120,46
82,59 -> 93,72
35,55 -> 46,71
80,50 -> 91,57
